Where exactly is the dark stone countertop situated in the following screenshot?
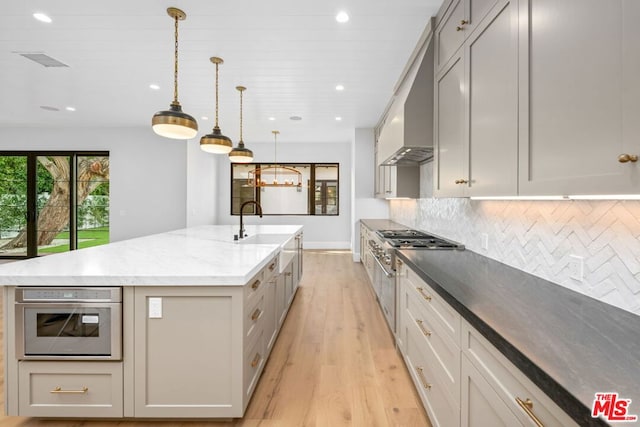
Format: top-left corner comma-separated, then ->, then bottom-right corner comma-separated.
396,248 -> 640,427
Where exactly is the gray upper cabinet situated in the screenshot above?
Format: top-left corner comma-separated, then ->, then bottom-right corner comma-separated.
435,0 -> 518,197
435,0 -> 499,72
518,0 -> 640,195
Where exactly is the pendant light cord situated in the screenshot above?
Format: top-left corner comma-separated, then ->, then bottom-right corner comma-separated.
215,62 -> 220,127
173,15 -> 179,104
239,89 -> 243,142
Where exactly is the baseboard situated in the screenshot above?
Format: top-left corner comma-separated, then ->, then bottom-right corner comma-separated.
304,241 -> 351,250
352,252 -> 361,263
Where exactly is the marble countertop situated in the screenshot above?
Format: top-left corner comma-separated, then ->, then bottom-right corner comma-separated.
0,225 -> 302,286
361,218 -> 639,427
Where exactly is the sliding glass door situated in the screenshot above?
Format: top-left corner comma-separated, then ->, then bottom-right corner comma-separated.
0,152 -> 109,259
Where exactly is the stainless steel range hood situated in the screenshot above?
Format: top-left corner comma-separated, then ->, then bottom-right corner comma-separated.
377,19 -> 434,166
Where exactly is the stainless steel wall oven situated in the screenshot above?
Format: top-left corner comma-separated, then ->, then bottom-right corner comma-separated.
15,287 -> 122,360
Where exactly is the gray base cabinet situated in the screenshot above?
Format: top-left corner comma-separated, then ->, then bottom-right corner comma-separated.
396,260 -> 578,427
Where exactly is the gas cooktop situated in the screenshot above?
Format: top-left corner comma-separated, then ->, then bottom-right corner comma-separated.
377,229 -> 464,250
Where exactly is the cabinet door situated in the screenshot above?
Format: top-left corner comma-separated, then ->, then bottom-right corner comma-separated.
435,0 -> 465,71
264,277 -> 278,352
276,273 -> 287,326
434,50 -> 466,197
466,0 -> 518,196
461,355 -> 522,427
519,0 -> 640,195
133,287 -> 243,418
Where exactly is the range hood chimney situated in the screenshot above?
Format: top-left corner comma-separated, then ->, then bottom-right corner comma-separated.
377,20 -> 435,166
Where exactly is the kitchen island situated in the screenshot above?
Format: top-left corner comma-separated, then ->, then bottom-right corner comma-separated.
0,224 -> 303,419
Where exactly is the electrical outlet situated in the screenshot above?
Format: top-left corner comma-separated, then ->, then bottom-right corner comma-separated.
481,233 -> 489,250
569,255 -> 584,281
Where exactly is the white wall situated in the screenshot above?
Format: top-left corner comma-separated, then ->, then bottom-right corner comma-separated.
390,162 -> 640,316
186,139 -> 218,226
0,127 -> 188,242
215,141 -> 352,249
351,128 -> 389,261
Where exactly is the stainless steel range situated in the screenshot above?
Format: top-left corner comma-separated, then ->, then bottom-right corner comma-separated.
366,228 -> 464,335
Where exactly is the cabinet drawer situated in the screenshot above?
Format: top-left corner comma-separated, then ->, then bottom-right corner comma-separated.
244,328 -> 266,399
405,324 -> 460,427
405,291 -> 460,403
245,293 -> 265,342
462,321 -> 578,427
404,267 -> 461,343
18,361 -> 123,418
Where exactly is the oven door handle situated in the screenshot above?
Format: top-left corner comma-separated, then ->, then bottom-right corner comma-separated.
370,250 -> 395,278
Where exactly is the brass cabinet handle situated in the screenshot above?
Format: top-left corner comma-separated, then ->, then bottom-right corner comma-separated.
460,19 -> 469,25
516,397 -> 544,427
456,26 -> 464,31
269,262 -> 276,271
284,272 -> 292,277
251,353 -> 261,368
416,319 -> 432,337
50,386 -> 88,394
251,279 -> 261,290
416,367 -> 432,390
618,153 -> 638,163
416,287 -> 432,302
455,179 -> 469,184
251,308 -> 262,321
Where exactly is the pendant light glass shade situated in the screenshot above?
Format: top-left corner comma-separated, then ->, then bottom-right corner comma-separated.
200,57 -> 232,153
151,7 -> 198,140
229,86 -> 253,163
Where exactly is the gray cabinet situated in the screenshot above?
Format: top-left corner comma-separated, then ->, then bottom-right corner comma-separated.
435,0 -> 518,197
518,0 -> 640,195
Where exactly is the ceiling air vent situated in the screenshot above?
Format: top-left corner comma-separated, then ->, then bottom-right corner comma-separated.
18,53 -> 69,68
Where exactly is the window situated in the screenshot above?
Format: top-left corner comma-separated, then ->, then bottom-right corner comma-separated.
231,163 -> 339,216
0,151 -> 109,258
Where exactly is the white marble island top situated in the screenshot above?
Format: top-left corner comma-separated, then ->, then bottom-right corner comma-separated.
0,225 -> 302,286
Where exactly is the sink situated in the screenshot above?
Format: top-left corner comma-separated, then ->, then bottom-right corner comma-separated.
237,233 -> 296,273
236,233 -> 292,245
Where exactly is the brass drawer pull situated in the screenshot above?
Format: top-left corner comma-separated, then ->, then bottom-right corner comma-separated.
268,262 -> 276,271
416,367 -> 432,390
251,353 -> 261,368
416,287 -> 432,302
416,319 -> 432,337
516,397 -> 544,427
455,179 -> 469,184
284,272 -> 292,277
618,153 -> 638,163
251,279 -> 261,290
251,308 -> 262,321
50,386 -> 88,394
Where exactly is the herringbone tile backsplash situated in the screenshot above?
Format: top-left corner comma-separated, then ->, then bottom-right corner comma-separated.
389,198 -> 640,316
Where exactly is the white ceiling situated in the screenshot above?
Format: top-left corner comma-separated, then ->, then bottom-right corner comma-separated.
0,0 -> 442,144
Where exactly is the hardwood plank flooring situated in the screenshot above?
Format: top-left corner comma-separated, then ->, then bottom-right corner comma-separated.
0,250 -> 431,427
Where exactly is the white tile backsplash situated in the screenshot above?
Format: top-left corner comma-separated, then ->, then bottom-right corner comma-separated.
390,196 -> 640,316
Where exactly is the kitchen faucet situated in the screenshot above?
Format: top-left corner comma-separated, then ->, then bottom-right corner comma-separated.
239,200 -> 263,239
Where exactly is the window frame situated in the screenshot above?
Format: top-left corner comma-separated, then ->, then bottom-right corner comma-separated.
230,162 -> 339,216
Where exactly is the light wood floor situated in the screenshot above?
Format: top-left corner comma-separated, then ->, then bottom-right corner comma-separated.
0,251 -> 431,427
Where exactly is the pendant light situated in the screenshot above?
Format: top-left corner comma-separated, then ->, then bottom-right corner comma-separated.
200,57 -> 233,153
151,7 -> 198,140
247,130 -> 302,189
228,86 -> 254,163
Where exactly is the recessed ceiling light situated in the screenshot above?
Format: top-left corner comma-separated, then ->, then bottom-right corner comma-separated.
33,13 -> 52,23
336,11 -> 349,23
268,117 -> 276,121
290,116 -> 302,121
65,106 -> 76,112
40,105 -> 59,111
149,84 -> 160,90
201,116 -> 209,120
335,117 -> 342,121
335,84 -> 345,91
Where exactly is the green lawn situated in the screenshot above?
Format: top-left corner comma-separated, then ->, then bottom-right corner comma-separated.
38,227 -> 110,254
